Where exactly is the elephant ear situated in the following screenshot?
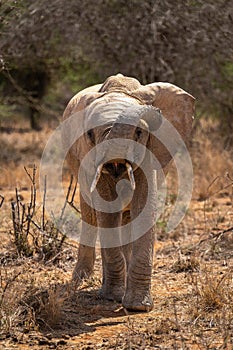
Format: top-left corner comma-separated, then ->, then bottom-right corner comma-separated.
63,84 -> 104,120
133,82 -> 195,168
62,84 -> 104,176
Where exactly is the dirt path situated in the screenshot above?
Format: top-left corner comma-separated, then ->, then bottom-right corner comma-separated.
1,195 -> 232,349
0,124 -> 233,349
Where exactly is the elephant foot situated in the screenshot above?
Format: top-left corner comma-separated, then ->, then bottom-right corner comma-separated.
122,291 -> 154,312
72,262 -> 94,282
100,284 -> 125,302
72,245 -> 96,282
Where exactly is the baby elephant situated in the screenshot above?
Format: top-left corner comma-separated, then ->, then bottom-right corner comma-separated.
62,74 -> 195,311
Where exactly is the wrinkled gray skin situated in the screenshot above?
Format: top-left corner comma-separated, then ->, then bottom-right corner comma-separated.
62,74 -> 195,311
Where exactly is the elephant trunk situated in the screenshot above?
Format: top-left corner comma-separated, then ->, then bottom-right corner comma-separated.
90,161 -> 135,193
90,104 -> 163,193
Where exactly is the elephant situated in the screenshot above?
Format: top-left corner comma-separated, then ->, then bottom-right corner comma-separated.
62,74 -> 195,311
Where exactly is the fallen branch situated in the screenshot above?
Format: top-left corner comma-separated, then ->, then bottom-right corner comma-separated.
0,195 -> 4,209
198,226 -> 233,246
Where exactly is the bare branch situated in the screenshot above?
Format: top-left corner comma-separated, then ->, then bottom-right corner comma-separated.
0,195 -> 4,209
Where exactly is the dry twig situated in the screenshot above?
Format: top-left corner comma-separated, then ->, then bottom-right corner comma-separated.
0,194 -> 4,208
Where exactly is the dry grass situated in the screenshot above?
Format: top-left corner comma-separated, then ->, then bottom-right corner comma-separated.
0,265 -> 38,337
0,117 -> 233,348
186,268 -> 233,348
192,269 -> 232,313
191,118 -> 233,201
170,251 -> 200,273
27,285 -> 68,329
6,166 -> 78,262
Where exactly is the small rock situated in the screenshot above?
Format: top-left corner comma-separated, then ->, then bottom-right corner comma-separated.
38,338 -> 51,345
45,333 -> 53,340
57,339 -> 67,345
61,333 -> 70,339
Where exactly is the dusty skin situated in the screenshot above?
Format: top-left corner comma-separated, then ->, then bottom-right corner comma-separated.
62,74 -> 195,312
0,110 -> 233,349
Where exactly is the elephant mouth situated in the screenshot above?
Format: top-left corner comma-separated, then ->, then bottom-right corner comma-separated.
103,160 -> 127,178
90,160 -> 135,193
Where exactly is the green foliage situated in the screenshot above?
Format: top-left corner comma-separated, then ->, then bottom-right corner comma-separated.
222,61 -> 233,80
0,0 -> 232,129
57,60 -> 100,93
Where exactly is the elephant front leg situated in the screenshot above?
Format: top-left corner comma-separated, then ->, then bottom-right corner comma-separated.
122,229 -> 155,311
98,212 -> 126,302
73,243 -> 96,281
122,167 -> 157,311
100,247 -> 126,302
72,195 -> 97,281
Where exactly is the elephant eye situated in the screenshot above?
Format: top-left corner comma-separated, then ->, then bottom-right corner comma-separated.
87,129 -> 95,143
135,127 -> 142,140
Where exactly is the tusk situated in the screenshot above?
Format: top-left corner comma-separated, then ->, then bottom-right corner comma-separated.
126,162 -> 135,190
90,164 -> 103,193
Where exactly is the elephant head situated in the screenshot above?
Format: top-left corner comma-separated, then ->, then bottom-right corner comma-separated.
83,101 -> 163,193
